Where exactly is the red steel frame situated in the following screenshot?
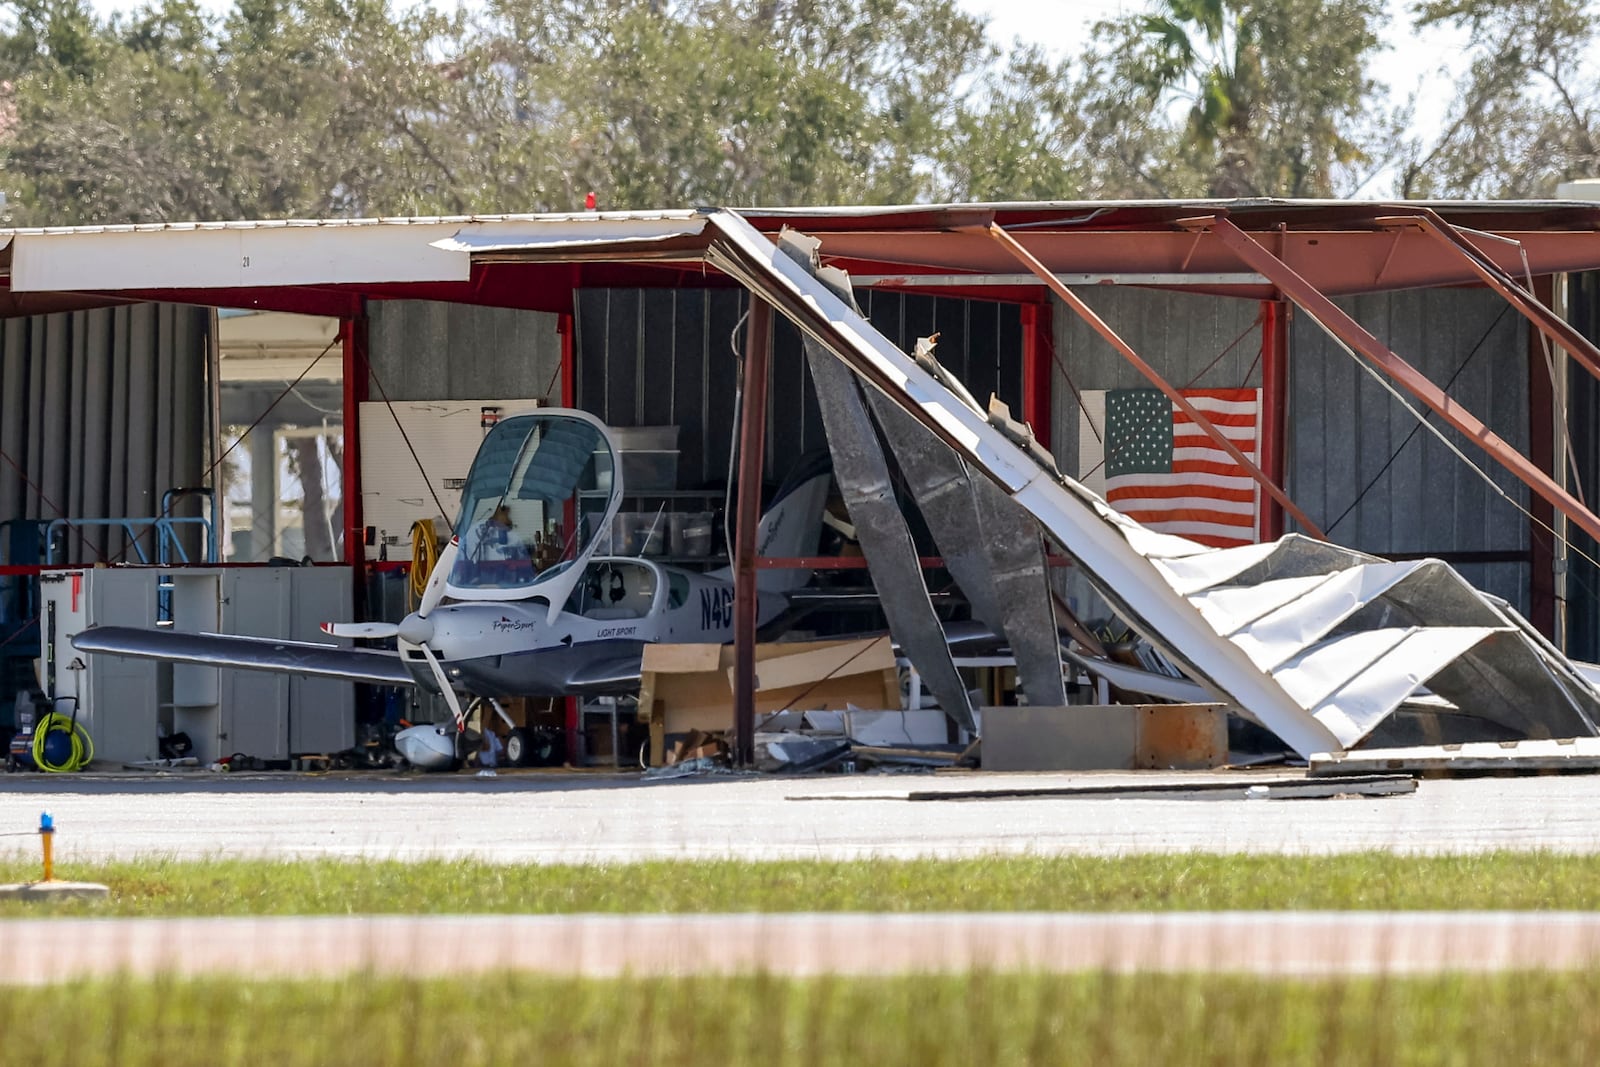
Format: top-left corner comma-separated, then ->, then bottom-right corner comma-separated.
341,306 -> 370,614
1528,278 -> 1559,636
1020,301 -> 1052,453
558,312 -> 582,765
1258,300 -> 1290,542
732,299 -> 772,769
1195,214 -> 1600,548
988,223 -> 1326,539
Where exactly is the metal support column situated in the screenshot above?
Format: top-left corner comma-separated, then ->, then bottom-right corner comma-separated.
1529,277 -> 1559,638
341,306 -> 369,616
1021,302 -> 1052,452
558,311 -> 581,765
1259,300 -> 1289,542
1196,214 -> 1600,548
989,223 -> 1326,539
732,297 -> 771,768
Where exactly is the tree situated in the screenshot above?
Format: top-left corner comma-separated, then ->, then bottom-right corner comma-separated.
1399,0 -> 1600,199
463,0 -> 999,210
0,0 -> 1009,222
1076,0 -> 1390,199
0,0 -> 480,223
936,45 -> 1094,203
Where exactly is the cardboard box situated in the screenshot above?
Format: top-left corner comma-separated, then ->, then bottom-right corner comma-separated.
638,638 -> 898,766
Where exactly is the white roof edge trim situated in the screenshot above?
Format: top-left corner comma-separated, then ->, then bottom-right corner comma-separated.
11,221 -> 473,292
432,216 -> 709,254
0,209 -> 705,239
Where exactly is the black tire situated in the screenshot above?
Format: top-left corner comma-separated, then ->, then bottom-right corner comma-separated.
505,727 -> 533,768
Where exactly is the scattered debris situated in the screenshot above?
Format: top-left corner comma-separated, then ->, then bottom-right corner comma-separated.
642,757 -> 734,780
639,638 -> 897,767
754,733 -> 851,773
848,744 -> 970,769
709,212 -> 1600,760
791,774 -> 1416,802
1309,737 -> 1600,777
664,729 -> 730,767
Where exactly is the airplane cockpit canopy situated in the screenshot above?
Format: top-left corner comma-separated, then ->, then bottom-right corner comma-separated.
447,411 -> 619,600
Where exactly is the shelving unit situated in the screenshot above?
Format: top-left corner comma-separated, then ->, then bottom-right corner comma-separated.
580,488 -> 728,567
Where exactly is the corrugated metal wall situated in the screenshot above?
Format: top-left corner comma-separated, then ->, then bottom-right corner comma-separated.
1048,287 -> 1264,482
0,303 -> 209,563
1046,285 -> 1532,613
368,300 -> 563,401
1563,272 -> 1600,659
1288,288 -> 1529,610
574,289 -> 1024,489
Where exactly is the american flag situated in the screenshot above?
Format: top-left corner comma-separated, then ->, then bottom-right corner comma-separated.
1078,387 -> 1261,548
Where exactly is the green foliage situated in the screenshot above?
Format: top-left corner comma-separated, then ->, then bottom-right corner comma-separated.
0,0 -> 1576,219
1400,0 -> 1600,197
1084,0 -> 1389,198
0,0 -> 1005,221
5,851 -> 1600,916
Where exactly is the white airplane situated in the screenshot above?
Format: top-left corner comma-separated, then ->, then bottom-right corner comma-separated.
73,409 -> 834,764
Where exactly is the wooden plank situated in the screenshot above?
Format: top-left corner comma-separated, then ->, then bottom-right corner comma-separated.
641,642 -> 723,674
736,637 -> 895,694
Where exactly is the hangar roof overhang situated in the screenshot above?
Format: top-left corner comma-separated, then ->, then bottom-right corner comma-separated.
2,199 -> 1600,317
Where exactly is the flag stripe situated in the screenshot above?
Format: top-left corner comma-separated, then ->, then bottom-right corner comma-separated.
1117,502 -> 1255,522
1180,398 -> 1258,416
1107,483 -> 1258,504
1118,508 -> 1257,527
1174,432 -> 1255,449
1174,410 -> 1258,428
1171,444 -> 1254,460
1171,459 -> 1259,479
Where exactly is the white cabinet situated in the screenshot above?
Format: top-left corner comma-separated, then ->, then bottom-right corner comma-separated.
46,566 -> 355,766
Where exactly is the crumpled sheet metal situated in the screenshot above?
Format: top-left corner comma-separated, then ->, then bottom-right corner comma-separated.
1151,536 -> 1600,748
778,234 -> 977,734
701,211 -> 1600,756
866,384 -> 1067,708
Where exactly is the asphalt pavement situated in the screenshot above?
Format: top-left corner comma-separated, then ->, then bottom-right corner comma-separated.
1,767 -> 1596,863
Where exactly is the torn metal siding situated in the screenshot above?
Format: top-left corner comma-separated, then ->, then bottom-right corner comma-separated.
572,288 -> 1024,491
701,211 -> 1600,756
702,211 -> 1344,757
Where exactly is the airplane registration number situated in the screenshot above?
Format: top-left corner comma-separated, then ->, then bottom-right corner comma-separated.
700,587 -> 734,630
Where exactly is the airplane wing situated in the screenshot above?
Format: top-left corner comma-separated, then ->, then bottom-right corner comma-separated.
71,626 -> 416,687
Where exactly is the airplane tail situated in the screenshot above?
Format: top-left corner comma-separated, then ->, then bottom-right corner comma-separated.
712,451 -> 832,594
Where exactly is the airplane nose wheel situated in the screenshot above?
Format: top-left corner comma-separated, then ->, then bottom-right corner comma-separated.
504,727 -> 530,767
503,726 -> 558,767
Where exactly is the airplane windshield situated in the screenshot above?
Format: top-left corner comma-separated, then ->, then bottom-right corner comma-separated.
448,413 -> 615,593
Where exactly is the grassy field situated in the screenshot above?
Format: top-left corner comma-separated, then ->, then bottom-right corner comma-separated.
3,851 -> 1600,915
0,969 -> 1596,1066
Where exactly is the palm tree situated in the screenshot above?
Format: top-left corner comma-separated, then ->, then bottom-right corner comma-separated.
1135,0 -> 1264,197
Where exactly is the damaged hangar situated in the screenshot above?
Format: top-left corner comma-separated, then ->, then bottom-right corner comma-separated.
7,200 -> 1600,766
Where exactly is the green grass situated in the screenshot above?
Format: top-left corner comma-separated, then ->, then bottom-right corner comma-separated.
3,851 -> 1600,915
1,970 -> 1597,1066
